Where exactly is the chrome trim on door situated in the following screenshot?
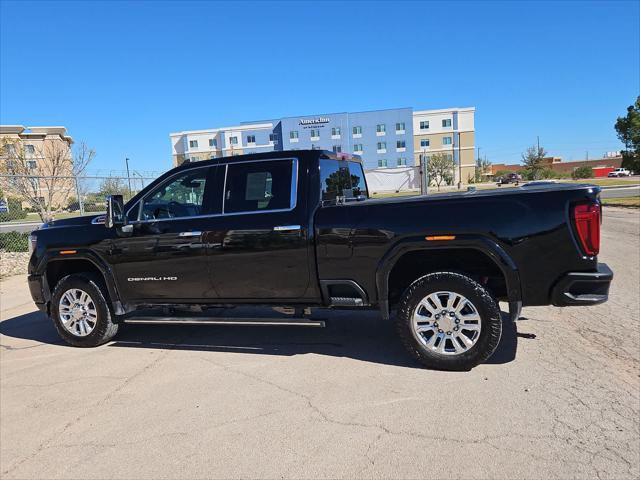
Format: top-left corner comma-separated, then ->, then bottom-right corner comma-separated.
273,225 -> 301,231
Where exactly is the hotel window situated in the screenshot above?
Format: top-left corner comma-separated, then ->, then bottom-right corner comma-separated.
209,138 -> 217,147
229,136 -> 238,145
290,130 -> 299,140
377,142 -> 386,151
378,158 -> 388,168
442,119 -> 452,127
310,129 -> 320,138
332,145 -> 342,153
443,136 -> 452,145
189,140 -> 198,148
420,121 -> 429,130
354,144 -> 363,152
331,127 -> 341,137
396,122 -> 405,132
397,157 -> 407,166
396,140 -> 406,149
269,133 -> 278,144
420,139 -> 430,148
376,124 -> 386,133
352,126 -> 362,136
25,144 -> 35,154
247,135 -> 256,144
26,160 -> 37,169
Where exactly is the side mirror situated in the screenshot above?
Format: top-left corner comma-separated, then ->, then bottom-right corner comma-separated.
106,195 -> 125,228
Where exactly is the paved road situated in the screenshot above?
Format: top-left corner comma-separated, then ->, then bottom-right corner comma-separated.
1,208 -> 639,479
0,222 -> 41,234
600,185 -> 640,198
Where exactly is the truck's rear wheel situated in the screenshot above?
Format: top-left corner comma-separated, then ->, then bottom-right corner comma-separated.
395,272 -> 502,371
50,274 -> 119,347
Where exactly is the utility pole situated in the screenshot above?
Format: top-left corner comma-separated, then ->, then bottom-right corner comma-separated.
125,157 -> 132,197
421,148 -> 428,195
537,136 -> 540,151
457,132 -> 462,189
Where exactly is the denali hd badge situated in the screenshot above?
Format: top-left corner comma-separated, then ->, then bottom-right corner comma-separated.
127,276 -> 178,282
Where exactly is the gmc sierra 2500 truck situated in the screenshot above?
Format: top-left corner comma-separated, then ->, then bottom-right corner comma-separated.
27,150 -> 613,370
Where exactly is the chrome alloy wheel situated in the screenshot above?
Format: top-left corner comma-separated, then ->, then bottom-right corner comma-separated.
58,288 -> 98,337
411,291 -> 482,355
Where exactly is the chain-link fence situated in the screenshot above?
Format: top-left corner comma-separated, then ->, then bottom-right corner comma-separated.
0,172 -> 160,276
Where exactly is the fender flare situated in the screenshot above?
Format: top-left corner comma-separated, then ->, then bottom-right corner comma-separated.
375,235 -> 522,319
37,249 -> 124,315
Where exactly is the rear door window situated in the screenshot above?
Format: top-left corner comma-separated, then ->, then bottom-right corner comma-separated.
224,159 -> 295,214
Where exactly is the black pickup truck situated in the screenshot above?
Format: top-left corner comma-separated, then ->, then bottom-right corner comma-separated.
27,150 -> 613,370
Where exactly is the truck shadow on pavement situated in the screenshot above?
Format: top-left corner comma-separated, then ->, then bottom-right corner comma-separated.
1,309 -> 524,369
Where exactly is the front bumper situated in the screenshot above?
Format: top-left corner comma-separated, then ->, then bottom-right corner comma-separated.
551,263 -> 613,307
28,274 -> 48,312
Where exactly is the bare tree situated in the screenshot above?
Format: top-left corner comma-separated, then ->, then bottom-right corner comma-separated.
0,138 -> 95,222
426,153 -> 455,191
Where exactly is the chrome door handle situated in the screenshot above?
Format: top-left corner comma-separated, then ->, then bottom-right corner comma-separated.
273,225 -> 301,232
179,231 -> 202,237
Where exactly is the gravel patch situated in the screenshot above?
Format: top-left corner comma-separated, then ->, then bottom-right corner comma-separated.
0,252 -> 30,278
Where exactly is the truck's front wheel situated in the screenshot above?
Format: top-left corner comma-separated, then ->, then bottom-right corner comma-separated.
395,272 -> 502,370
50,274 -> 119,347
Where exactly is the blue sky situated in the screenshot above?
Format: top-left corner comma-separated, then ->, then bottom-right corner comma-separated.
1,0 -> 638,174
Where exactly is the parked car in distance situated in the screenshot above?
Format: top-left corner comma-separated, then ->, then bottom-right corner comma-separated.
27,150 -> 613,370
496,172 -> 522,185
608,167 -> 631,177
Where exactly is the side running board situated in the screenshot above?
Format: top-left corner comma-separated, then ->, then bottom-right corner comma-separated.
123,316 -> 325,328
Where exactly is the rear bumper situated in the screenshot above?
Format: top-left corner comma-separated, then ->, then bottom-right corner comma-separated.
551,263 -> 613,307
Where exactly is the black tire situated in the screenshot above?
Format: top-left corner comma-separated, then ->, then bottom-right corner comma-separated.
50,273 -> 119,347
395,272 -> 502,371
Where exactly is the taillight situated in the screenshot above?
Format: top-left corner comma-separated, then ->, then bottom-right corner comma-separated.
572,202 -> 601,256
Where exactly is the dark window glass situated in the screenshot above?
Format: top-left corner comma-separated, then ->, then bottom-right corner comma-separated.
224,160 -> 293,213
349,162 -> 368,198
320,159 -> 350,202
141,168 -> 209,220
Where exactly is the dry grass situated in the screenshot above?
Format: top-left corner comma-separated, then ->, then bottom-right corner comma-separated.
601,196 -> 640,208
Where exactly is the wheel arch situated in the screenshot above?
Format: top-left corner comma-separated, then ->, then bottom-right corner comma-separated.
375,236 -> 522,319
42,252 -> 123,315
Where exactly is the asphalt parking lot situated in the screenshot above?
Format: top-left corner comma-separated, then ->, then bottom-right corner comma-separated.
1,207 -> 638,479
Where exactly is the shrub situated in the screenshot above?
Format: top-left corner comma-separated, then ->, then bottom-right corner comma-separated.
572,166 -> 593,179
83,202 -> 106,212
0,198 -> 28,222
0,231 -> 30,252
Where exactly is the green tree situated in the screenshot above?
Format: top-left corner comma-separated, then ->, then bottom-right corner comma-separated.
427,153 -> 455,190
98,177 -> 129,197
521,144 -> 547,180
615,96 -> 640,173
474,156 -> 492,183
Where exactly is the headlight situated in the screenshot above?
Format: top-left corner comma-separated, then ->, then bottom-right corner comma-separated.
28,234 -> 37,255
